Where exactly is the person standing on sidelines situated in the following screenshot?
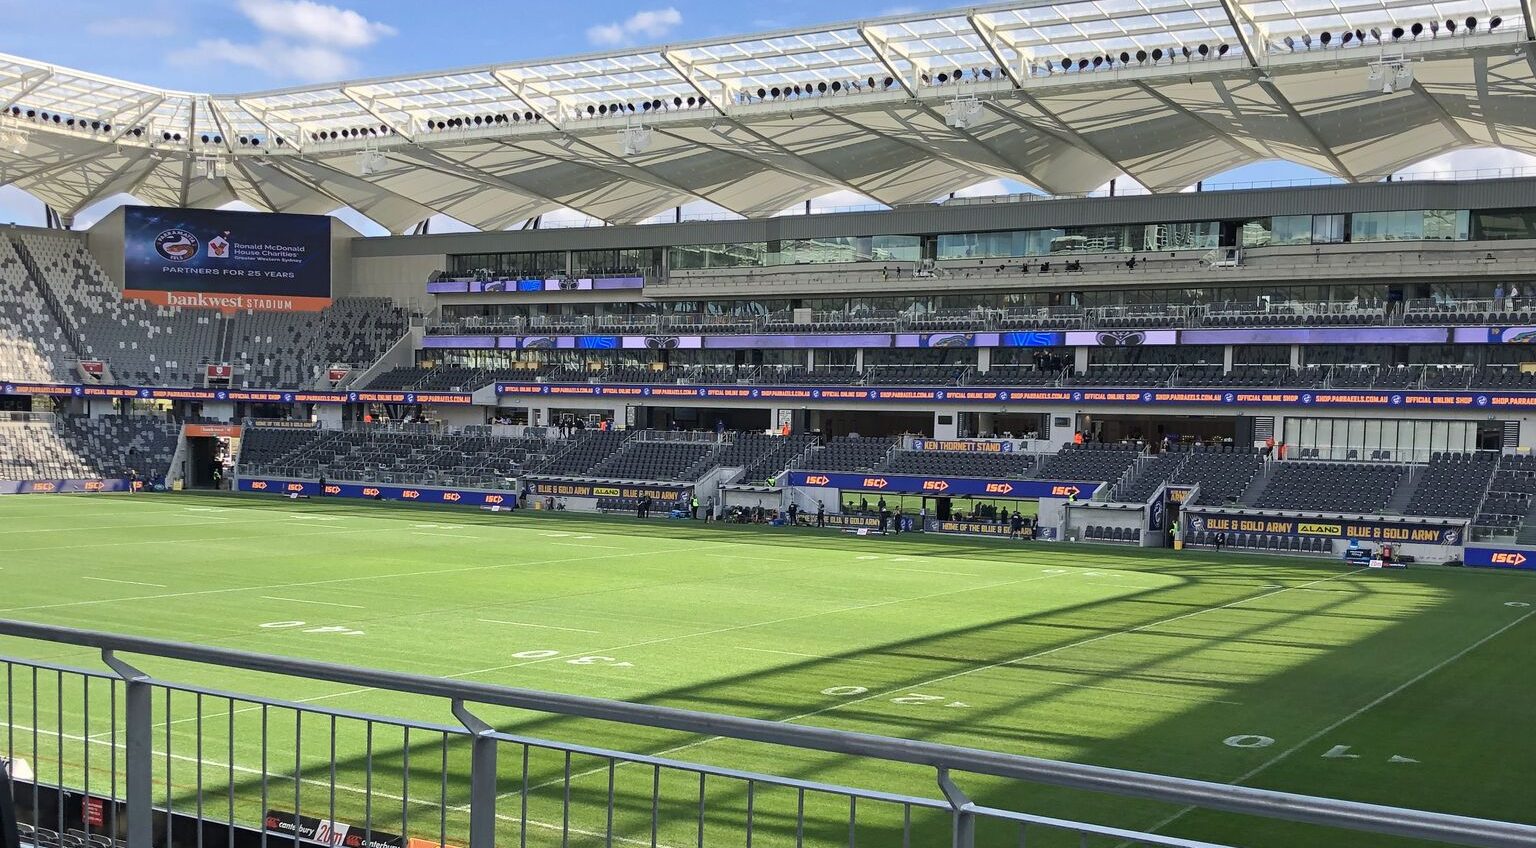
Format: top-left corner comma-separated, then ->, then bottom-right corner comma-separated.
816,501 -> 826,527
690,493 -> 700,519
787,501 -> 798,526
1009,510 -> 1024,540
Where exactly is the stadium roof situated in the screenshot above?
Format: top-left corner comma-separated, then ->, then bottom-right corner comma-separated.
0,0 -> 1532,233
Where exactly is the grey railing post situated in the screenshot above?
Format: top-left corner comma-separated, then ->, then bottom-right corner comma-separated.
937,768 -> 975,848
452,700 -> 497,848
102,651 -> 152,848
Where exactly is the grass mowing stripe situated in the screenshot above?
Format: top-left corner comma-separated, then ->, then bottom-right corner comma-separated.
543,567 -> 1372,790
1134,607 -> 1536,842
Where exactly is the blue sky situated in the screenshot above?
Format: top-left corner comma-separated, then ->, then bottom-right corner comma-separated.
0,0 -> 1529,234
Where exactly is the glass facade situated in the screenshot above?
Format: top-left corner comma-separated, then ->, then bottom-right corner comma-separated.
1351,209 -> 1469,242
937,221 -> 1220,260
1282,417 -> 1491,463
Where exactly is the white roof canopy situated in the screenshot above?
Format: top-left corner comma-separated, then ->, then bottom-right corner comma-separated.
0,0 -> 1529,232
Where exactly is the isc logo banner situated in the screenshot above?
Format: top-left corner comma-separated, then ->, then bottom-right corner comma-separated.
484,494 -> 505,505
362,487 -> 380,497
441,492 -> 461,502
250,481 -> 268,490
401,490 -> 420,499
1491,552 -> 1528,566
323,485 -> 341,495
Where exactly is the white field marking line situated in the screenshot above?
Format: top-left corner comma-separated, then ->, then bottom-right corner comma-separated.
149,571 -> 1060,743
888,567 -> 982,577
10,724 -> 682,848
3,526 -> 389,555
568,567 -> 1376,780
0,541 -> 704,615
734,646 -> 886,667
1043,680 -> 1242,706
410,532 -> 465,538
497,569 -> 1078,797
476,618 -> 599,634
260,596 -> 366,610
81,576 -> 167,588
0,519 -> 298,535
1134,607 -> 1536,843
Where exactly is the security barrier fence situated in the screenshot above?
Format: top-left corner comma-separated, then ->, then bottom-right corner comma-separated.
1,620 -> 1533,848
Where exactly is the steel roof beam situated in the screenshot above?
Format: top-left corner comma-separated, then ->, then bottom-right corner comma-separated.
658,51 -> 731,113
488,70 -> 564,130
1216,0 -> 1266,67
340,88 -> 416,142
967,14 -> 1028,87
858,27 -> 918,96
0,68 -> 53,111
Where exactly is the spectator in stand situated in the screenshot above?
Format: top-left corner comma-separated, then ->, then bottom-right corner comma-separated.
1495,284 -> 1506,311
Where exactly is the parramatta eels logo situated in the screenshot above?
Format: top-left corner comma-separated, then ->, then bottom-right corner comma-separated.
811,389 -> 822,399
1071,391 -> 1084,402
1095,331 -> 1146,347
1224,392 -> 1235,403
1144,392 -> 1155,403
1390,394 -> 1403,406
1475,395 -> 1489,407
1301,393 -> 1314,404
935,390 -> 946,400
1442,528 -> 1460,545
1188,514 -> 1206,532
153,229 -> 200,262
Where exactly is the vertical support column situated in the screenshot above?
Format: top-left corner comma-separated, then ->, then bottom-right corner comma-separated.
1073,347 -> 1089,375
102,651 -> 152,848
855,348 -> 865,373
1290,344 -> 1302,369
807,349 -> 816,371
976,347 -> 991,373
937,768 -> 974,848
452,700 -> 497,848
1223,345 -> 1235,374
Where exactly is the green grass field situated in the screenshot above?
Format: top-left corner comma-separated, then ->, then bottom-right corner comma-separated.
0,492 -> 1533,848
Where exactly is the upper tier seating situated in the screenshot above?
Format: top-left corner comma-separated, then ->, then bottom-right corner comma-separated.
0,417 -> 178,481
711,433 -> 816,485
1248,460 -> 1406,513
239,427 -> 548,489
591,439 -> 721,482
803,436 -> 898,472
1402,452 -> 1499,518
5,231 -> 408,388
882,449 -> 1036,478
1170,447 -> 1265,505
532,430 -> 631,476
1037,443 -> 1141,484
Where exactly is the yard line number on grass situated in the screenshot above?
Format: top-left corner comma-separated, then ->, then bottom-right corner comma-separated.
821,685 -> 969,708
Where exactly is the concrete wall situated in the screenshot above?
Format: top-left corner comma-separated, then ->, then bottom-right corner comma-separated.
349,252 -> 445,307
83,207 -> 128,289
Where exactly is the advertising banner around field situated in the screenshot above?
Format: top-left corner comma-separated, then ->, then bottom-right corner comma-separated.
185,424 -> 243,437
265,809 -> 404,848
495,381 -> 1536,411
0,478 -> 135,495
1462,547 -> 1536,569
525,480 -> 690,500
821,513 -> 916,532
1183,511 -> 1464,545
0,382 -> 474,406
923,518 -> 1034,539
912,438 -> 1013,452
788,471 -> 1088,499
124,206 -> 332,311
239,479 -> 515,507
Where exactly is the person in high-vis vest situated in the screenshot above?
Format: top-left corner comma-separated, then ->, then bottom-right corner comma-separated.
690,494 -> 700,519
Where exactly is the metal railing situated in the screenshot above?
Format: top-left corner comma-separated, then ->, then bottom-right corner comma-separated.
2,620 -> 1533,848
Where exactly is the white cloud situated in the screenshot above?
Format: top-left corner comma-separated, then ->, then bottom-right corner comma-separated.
586,7 -> 682,47
167,38 -> 358,82
1397,147 -> 1536,178
237,0 -> 396,48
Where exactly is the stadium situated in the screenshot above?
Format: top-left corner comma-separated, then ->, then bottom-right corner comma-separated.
1,1 -> 1535,846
